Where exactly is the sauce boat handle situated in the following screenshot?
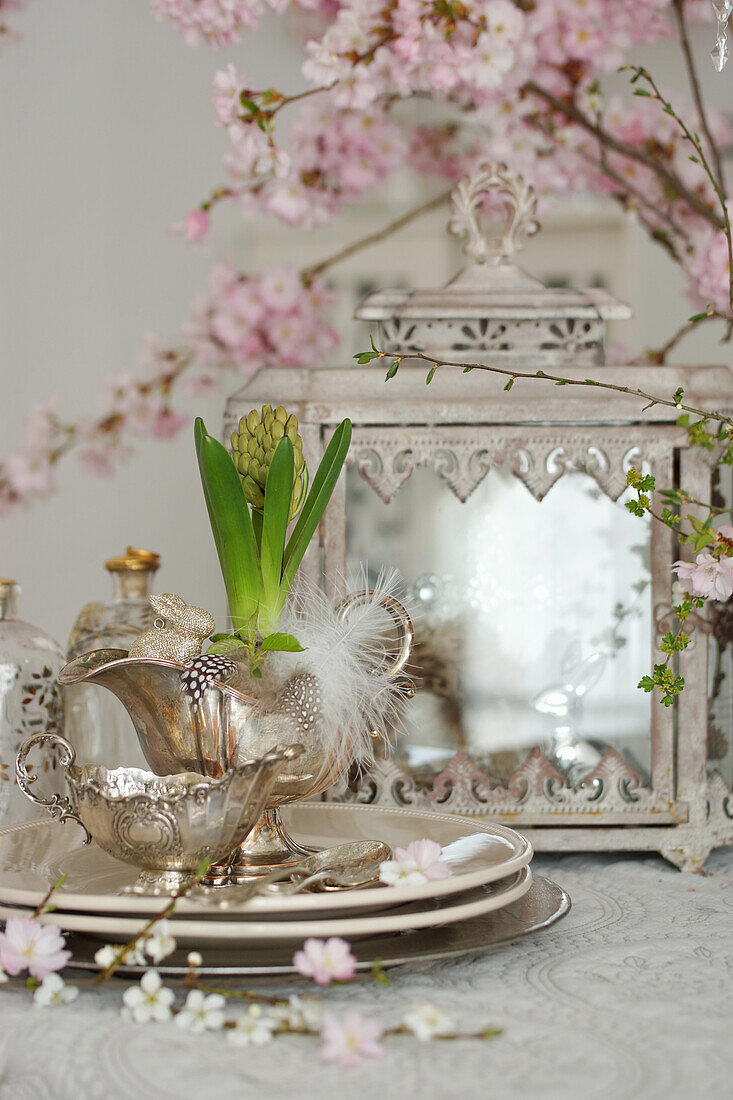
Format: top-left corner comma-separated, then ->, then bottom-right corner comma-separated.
15,732 -> 91,843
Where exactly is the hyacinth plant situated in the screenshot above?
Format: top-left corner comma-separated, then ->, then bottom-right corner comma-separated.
195,407 -> 351,675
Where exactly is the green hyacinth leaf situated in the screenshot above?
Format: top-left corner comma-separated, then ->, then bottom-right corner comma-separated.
282,419 -> 351,592
260,436 -> 294,622
195,417 -> 263,629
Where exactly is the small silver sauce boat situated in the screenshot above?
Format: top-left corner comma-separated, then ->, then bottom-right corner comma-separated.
55,591 -> 414,880
15,732 -> 303,894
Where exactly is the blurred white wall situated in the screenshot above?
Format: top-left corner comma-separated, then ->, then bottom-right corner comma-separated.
1,2 -> 731,644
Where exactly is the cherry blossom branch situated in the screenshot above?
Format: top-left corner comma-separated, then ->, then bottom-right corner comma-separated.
671,0 -> 726,194
640,314 -> 723,365
365,347 -> 733,429
303,187 -> 452,282
32,874 -> 67,918
622,64 -> 733,317
524,80 -> 725,233
96,858 -> 210,982
528,116 -> 688,263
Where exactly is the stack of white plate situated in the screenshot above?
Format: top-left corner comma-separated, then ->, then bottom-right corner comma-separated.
0,803 -> 567,976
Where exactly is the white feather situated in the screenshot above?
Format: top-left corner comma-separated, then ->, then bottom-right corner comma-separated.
231,569 -> 412,765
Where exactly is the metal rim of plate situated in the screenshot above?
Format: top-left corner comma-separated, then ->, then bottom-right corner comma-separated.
60,875 -> 570,978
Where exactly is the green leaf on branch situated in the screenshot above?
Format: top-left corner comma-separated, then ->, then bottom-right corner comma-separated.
207,635 -> 247,656
426,366 -> 437,385
259,632 -> 305,654
626,468 -> 656,492
354,337 -> 382,365
370,959 -> 392,986
385,359 -> 400,380
660,630 -> 691,655
638,664 -> 685,706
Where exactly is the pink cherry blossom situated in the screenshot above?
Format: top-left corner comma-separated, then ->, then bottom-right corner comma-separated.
319,1010 -> 385,1068
172,209 -> 210,244
187,261 -> 338,378
673,553 -> 733,601
5,450 -> 55,498
292,937 -> 357,985
0,917 -> 71,979
213,64 -> 248,127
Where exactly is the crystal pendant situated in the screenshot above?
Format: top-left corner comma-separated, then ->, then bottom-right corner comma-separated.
64,547 -> 160,767
713,0 -> 732,19
0,579 -> 65,825
712,33 -> 729,72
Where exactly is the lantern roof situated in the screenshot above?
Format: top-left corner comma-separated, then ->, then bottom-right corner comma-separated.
355,163 -> 631,366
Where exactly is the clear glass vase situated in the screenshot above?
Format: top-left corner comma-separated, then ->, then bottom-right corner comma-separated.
0,578 -> 65,824
64,548 -> 160,768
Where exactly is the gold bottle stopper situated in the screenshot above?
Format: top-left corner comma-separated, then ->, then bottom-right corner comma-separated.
105,548 -> 161,573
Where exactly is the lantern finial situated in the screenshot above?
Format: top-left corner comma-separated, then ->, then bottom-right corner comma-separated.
447,162 -> 540,267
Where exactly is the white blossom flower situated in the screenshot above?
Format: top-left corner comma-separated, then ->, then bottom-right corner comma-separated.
271,994 -> 324,1031
175,989 -> 226,1033
144,921 -> 177,964
94,942 -> 147,970
187,952 -> 203,968
402,1001 -> 454,1041
122,970 -> 175,1023
227,1004 -> 277,1046
33,974 -> 79,1008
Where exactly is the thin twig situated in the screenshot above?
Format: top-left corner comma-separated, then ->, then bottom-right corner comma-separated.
529,116 -> 688,258
303,188 -> 452,281
382,349 -> 733,429
627,66 -> 733,317
524,80 -> 725,232
642,314 -> 720,365
672,0 -> 726,193
33,874 -> 67,918
96,862 -> 209,983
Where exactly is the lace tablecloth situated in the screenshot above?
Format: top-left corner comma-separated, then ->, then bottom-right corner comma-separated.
0,849 -> 730,1100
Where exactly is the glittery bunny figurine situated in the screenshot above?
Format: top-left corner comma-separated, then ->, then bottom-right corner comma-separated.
128,594 -> 215,663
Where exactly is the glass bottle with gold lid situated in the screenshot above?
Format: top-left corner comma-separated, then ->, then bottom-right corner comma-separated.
64,548 -> 160,766
0,578 -> 65,824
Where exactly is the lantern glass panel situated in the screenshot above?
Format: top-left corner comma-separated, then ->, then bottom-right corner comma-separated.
346,463 -> 653,785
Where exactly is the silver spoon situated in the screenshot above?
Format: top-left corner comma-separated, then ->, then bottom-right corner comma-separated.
194,840 -> 392,909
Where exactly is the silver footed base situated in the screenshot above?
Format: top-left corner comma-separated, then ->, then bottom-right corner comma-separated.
203,808 -> 316,886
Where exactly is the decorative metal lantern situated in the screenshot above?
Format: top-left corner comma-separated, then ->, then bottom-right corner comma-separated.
225,164 -> 733,871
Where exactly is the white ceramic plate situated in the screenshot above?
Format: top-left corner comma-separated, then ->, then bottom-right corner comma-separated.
60,876 -> 570,977
0,867 -> 532,944
0,804 -> 532,919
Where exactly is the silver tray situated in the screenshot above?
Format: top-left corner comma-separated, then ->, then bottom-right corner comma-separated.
62,874 -> 570,978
